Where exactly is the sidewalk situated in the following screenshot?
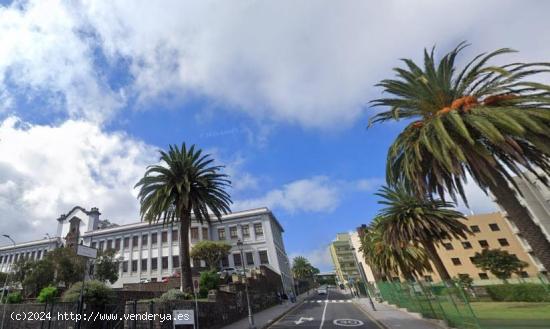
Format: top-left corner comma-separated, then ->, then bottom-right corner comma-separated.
221,292 -> 311,329
355,298 -> 446,329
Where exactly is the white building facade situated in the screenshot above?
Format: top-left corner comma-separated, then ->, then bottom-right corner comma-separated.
0,206 -> 294,293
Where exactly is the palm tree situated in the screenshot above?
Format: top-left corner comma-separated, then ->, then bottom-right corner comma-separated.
369,43 -> 550,270
292,256 -> 315,280
135,143 -> 232,292
359,218 -> 432,282
374,185 -> 470,281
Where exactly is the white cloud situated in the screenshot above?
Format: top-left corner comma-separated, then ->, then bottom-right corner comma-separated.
0,116 -> 157,244
234,176 -> 340,213
2,1 -> 550,127
454,180 -> 498,216
290,246 -> 333,272
355,178 -> 385,192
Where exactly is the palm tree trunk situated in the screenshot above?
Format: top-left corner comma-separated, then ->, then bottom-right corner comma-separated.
486,175 -> 550,271
179,212 -> 193,293
422,240 -> 452,282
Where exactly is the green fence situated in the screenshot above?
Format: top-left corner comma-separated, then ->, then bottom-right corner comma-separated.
377,281 -> 481,329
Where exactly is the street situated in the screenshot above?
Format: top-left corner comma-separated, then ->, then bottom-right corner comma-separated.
268,288 -> 380,329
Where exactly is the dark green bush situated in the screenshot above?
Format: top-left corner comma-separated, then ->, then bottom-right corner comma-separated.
485,283 -> 550,302
198,287 -> 209,298
6,292 -> 23,304
199,271 -> 220,291
62,281 -> 115,306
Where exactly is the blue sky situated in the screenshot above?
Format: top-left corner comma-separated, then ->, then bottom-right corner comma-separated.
1,0 -> 549,270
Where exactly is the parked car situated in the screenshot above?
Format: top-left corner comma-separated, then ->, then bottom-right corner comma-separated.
217,267 -> 238,276
139,279 -> 150,284
317,286 -> 328,295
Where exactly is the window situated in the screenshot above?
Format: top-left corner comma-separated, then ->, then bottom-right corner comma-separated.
259,250 -> 269,264
115,238 -> 121,250
193,258 -> 201,268
443,243 -> 454,250
141,259 -> 147,271
142,234 -> 148,247
242,225 -> 250,238
151,233 -> 157,245
470,225 -> 480,233
479,273 -> 489,280
0,256 -> 3,264
151,258 -> 158,270
172,230 -> 179,242
498,238 -> 510,247
246,252 -> 254,266
451,258 -> 462,265
462,241 -> 473,249
202,228 -> 209,240
31,251 -> 36,260
478,240 -> 489,248
191,228 -> 199,240
221,256 -> 229,268
423,275 -> 433,282
123,237 -> 130,249
233,253 -> 242,267
151,278 -> 157,282
218,228 -> 226,240
162,256 -> 168,270
489,223 -> 500,231
107,240 -> 112,250
470,257 -> 476,264
132,260 -> 138,272
132,236 -> 139,248
122,261 -> 128,273
254,223 -> 264,237
173,256 -> 180,268
230,226 -> 238,239
162,231 -> 168,244
519,271 -> 529,278
91,242 -> 97,249
458,274 -> 470,280
37,250 -> 42,259
99,241 -> 105,251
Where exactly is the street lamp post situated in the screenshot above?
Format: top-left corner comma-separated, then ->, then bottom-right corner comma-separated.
236,240 -> 256,329
350,247 -> 376,311
1,235 -> 16,329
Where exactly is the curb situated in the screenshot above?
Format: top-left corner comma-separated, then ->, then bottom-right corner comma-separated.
261,299 -> 306,329
352,300 -> 390,329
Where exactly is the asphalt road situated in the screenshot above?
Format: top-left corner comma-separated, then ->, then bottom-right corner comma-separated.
268,288 -> 380,329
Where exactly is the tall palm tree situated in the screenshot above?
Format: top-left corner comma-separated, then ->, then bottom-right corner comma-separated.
374,185 -> 470,281
292,256 -> 315,280
359,218 -> 432,281
370,43 -> 550,270
135,143 -> 232,292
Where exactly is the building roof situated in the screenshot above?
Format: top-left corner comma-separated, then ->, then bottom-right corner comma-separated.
0,238 -> 58,252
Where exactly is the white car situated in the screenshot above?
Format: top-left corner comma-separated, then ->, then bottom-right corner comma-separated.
217,267 -> 238,276
317,287 -> 327,295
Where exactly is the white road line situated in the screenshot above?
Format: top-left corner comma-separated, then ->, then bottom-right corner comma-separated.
319,289 -> 330,329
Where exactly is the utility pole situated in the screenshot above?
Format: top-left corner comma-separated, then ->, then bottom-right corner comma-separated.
237,240 -> 256,329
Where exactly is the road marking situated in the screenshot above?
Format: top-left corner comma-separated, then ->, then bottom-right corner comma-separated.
319,289 -> 330,329
294,317 -> 314,325
333,319 -> 364,327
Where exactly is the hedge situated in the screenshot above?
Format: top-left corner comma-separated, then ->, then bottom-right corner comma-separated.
485,283 -> 550,302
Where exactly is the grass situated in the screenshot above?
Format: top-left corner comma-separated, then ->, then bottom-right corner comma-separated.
470,302 -> 550,329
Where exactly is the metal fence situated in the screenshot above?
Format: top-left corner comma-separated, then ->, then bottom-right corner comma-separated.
377,280 -> 481,329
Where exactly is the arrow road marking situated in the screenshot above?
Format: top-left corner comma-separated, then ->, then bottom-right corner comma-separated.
294,317 -> 314,325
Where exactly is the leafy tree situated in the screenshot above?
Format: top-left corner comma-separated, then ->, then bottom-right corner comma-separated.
37,285 -> 58,303
94,249 -> 119,284
292,256 -> 316,280
46,247 -> 86,287
135,144 -> 232,292
11,258 -> 35,285
472,249 -> 528,283
22,258 -> 55,297
359,219 -> 432,281
199,270 -> 220,297
374,185 -> 470,281
190,241 -> 231,271
369,42 -> 550,270
62,280 -> 115,306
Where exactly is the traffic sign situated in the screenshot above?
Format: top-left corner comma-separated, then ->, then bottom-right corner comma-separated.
77,245 -> 97,259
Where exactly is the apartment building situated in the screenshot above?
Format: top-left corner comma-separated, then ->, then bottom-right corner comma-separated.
329,233 -> 361,286
0,206 -> 294,292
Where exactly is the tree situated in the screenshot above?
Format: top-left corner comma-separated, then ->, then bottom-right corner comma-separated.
22,258 -> 55,297
359,219 -> 432,281
369,42 -> 550,270
190,241 -> 231,271
11,258 -> 35,285
94,249 -> 119,284
472,249 -> 528,283
37,285 -> 58,303
135,143 -> 232,292
292,256 -> 315,280
62,280 -> 115,307
374,185 -> 470,281
46,247 -> 86,287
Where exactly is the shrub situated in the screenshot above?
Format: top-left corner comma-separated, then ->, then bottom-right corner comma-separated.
158,289 -> 191,302
199,271 -> 220,291
198,287 -> 209,299
62,281 -> 115,306
37,285 -> 58,303
485,283 -> 550,302
6,292 -> 22,304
